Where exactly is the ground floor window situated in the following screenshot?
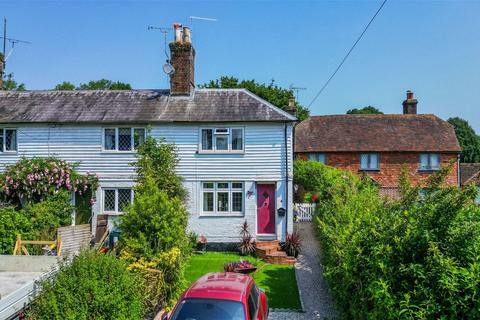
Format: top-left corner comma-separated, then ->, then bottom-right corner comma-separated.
103,188 -> 134,214
202,182 -> 244,214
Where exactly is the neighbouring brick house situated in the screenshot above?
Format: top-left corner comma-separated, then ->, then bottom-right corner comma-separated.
295,92 -> 461,197
460,163 -> 480,204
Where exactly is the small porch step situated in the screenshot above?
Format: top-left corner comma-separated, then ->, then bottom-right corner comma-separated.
256,240 -> 296,265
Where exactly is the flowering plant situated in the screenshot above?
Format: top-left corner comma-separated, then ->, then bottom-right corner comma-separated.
224,260 -> 256,273
0,157 -> 99,206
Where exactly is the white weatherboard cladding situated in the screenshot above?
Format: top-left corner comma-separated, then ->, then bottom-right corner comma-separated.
0,123 -> 294,241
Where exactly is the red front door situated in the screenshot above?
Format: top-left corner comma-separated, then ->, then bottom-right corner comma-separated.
257,184 -> 275,234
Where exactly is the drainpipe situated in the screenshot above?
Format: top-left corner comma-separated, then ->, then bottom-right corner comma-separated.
457,153 -> 461,187
284,123 -> 289,240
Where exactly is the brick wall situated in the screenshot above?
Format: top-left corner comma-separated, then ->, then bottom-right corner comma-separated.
169,42 -> 195,95
296,152 -> 459,188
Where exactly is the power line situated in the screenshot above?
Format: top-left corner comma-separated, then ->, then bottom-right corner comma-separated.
308,0 -> 388,108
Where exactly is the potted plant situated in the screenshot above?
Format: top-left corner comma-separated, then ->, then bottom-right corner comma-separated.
224,260 -> 257,274
197,235 -> 207,252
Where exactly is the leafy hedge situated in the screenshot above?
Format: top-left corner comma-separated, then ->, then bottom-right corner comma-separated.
27,251 -> 144,320
0,191 -> 73,254
294,160 -> 480,319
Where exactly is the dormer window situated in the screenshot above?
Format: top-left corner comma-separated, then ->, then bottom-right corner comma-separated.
103,128 -> 146,152
200,128 -> 244,153
0,128 -> 17,152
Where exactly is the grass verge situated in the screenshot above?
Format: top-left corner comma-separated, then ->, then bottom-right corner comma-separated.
184,252 -> 302,310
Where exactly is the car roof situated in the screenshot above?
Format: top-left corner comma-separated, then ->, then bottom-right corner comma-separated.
182,272 -> 253,302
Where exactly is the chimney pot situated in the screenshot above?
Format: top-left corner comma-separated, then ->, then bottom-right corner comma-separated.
402,90 -> 418,115
173,23 -> 183,43
286,97 -> 297,116
183,27 -> 192,44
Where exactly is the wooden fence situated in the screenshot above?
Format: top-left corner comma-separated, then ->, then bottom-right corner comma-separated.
294,203 -> 316,222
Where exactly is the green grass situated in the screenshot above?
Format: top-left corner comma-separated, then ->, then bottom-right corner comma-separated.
183,252 -> 302,310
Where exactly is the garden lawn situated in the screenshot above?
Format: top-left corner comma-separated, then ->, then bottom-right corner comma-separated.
184,252 -> 302,310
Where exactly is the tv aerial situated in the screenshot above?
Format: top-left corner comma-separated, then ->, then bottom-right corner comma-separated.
148,25 -> 175,76
289,84 -> 307,101
0,17 -> 31,80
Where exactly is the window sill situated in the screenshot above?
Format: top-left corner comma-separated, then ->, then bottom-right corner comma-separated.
418,169 -> 440,173
197,150 -> 245,155
101,150 -> 137,154
359,169 -> 380,172
1,151 -> 18,155
199,213 -> 245,218
104,212 -> 124,216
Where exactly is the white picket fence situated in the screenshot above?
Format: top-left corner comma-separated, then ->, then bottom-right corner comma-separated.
294,203 -> 316,222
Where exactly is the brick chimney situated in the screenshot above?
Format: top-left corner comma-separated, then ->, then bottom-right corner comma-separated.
286,97 -> 297,116
402,90 -> 418,114
169,23 -> 195,96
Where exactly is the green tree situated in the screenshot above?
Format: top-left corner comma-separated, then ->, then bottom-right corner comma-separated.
27,251 -> 144,320
78,79 -> 132,90
200,76 -> 310,121
346,106 -> 383,114
448,117 -> 480,163
54,81 -> 75,90
2,73 -> 26,91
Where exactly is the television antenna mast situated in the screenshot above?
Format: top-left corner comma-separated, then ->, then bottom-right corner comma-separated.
289,84 -> 307,101
148,25 -> 175,76
0,17 -> 31,83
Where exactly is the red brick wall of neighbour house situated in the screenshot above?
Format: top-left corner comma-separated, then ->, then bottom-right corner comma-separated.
296,152 -> 459,188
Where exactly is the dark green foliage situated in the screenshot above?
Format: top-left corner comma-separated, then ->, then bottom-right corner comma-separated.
26,251 -> 144,320
200,76 -> 310,121
120,135 -> 189,310
2,73 -> 26,91
0,191 -> 73,254
0,206 -> 34,254
346,105 -> 383,114
54,81 -> 75,90
447,117 -> 480,163
54,79 -> 132,90
133,136 -> 187,201
78,79 -> 132,90
294,159 -> 480,319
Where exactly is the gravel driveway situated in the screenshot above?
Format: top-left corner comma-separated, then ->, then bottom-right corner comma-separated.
268,222 -> 337,320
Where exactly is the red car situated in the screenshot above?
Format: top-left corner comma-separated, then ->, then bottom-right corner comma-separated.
165,272 -> 269,320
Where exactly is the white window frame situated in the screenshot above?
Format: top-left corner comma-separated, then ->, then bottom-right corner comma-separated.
201,181 -> 244,215
360,153 -> 380,171
102,127 -> 146,152
419,153 -> 440,171
1,128 -> 18,153
199,127 -> 244,153
308,153 -> 326,164
102,188 -> 134,215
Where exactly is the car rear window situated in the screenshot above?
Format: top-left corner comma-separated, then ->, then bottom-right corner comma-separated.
171,298 -> 246,320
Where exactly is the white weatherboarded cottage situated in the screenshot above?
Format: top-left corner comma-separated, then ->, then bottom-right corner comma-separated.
0,26 -> 296,244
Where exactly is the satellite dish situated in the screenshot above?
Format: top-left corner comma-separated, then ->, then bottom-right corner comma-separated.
163,63 -> 175,76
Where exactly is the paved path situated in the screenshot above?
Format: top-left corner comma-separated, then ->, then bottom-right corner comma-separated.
269,222 -> 337,320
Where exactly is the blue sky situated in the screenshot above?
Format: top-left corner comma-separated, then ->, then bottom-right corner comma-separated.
3,0 -> 480,131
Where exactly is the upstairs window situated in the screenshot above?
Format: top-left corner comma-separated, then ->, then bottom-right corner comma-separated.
308,153 -> 326,164
103,188 -> 134,214
420,153 -> 440,171
103,128 -> 146,151
0,128 -> 17,152
200,128 -> 244,152
202,182 -> 244,214
360,153 -> 379,170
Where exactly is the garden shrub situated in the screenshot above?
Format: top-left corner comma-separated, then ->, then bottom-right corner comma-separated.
0,191 -> 73,254
294,160 -> 480,319
0,157 -> 98,207
0,206 -> 33,253
26,250 -> 144,320
120,136 -> 189,313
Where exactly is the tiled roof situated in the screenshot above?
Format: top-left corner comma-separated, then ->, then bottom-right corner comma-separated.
295,114 -> 461,153
0,89 -> 296,123
460,163 -> 480,186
